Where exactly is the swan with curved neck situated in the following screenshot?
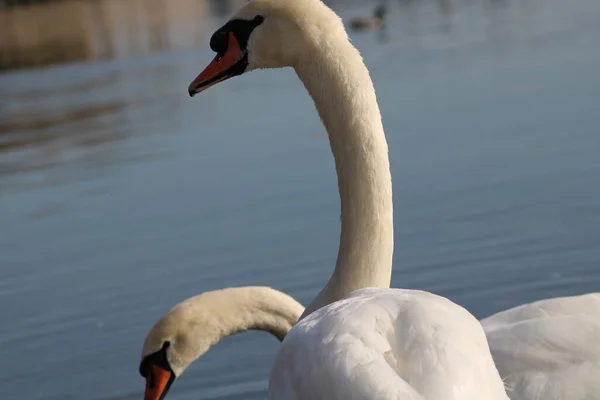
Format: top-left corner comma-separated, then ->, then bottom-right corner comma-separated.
140,0 -> 509,399
140,287 -> 303,400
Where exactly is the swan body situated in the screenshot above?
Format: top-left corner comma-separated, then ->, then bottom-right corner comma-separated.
141,0 -> 508,398
482,293 -> 600,400
270,288 -> 509,400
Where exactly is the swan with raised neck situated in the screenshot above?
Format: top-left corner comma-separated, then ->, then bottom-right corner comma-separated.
141,0 -> 394,398
188,0 -> 394,319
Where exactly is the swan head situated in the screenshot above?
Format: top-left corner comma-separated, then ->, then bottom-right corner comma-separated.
188,0 -> 346,96
139,302 -> 213,400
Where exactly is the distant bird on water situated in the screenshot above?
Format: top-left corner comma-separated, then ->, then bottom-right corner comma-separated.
349,4 -> 387,31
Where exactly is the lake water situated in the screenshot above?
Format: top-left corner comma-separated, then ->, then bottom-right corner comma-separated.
1,0 -> 600,398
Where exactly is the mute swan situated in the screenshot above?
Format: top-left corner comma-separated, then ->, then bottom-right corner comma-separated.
139,0 -> 509,399
140,287 -> 304,400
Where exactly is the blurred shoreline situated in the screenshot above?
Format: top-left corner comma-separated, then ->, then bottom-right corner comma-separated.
0,0 -> 249,72
3,0 -> 598,73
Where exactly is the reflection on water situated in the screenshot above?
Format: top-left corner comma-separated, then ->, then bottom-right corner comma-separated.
0,59 -> 186,194
1,0 -> 600,399
0,102 -> 124,138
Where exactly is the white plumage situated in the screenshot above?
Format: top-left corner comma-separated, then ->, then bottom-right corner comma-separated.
270,288 -> 509,400
482,293 -> 600,400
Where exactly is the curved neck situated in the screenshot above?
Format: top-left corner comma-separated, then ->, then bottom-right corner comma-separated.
155,287 -> 304,375
296,36 -> 394,319
197,287 -> 304,342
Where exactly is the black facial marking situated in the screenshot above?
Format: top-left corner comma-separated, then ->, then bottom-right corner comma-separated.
210,15 -> 265,54
189,16 -> 265,96
139,341 -> 172,378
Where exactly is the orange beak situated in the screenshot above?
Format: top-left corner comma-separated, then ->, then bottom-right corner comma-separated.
144,364 -> 175,400
188,32 -> 246,97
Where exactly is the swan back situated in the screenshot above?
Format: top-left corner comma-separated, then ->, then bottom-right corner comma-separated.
270,288 -> 509,400
482,293 -> 600,399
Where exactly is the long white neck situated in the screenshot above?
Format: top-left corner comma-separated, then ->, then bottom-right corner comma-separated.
198,287 -> 304,341
296,35 -> 394,319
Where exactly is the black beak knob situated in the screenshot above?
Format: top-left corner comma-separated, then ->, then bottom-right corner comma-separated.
210,30 -> 230,54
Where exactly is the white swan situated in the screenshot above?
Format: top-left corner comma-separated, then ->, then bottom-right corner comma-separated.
269,288 -> 509,400
140,0 -> 509,399
140,287 -> 304,400
481,293 -> 600,399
